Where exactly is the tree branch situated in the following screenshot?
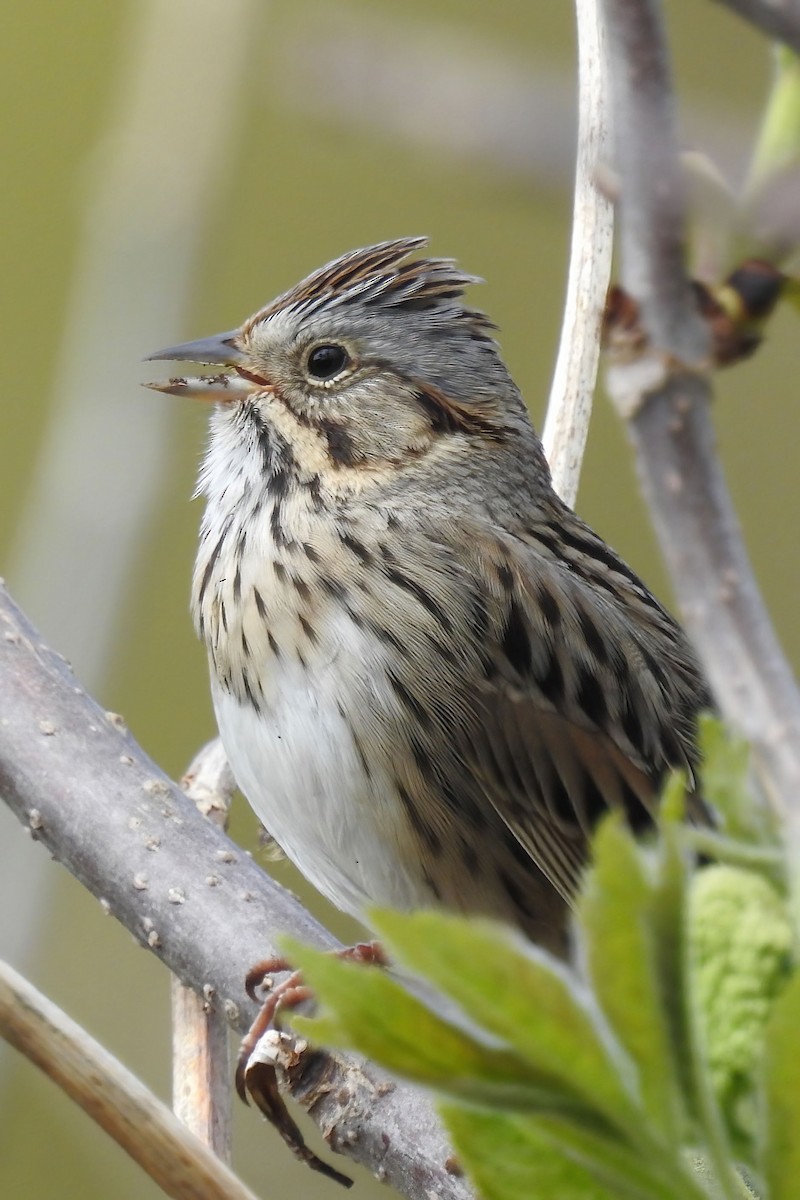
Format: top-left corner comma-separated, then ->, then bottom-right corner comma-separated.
0,959 -> 259,1200
172,741 -> 237,1162
543,0 -> 613,506
710,0 -> 800,54
601,1 -> 800,857
0,582 -> 472,1200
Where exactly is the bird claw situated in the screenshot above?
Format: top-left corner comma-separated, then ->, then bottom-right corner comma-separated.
236,942 -> 385,1187
235,960 -> 310,1104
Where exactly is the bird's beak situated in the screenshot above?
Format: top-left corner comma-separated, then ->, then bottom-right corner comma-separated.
144,330 -> 256,403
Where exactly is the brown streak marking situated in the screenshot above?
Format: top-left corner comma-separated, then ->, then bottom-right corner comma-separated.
341,533 -> 372,565
413,381 -> 505,441
198,529 -> 226,606
253,587 -> 268,620
320,420 -> 363,468
299,615 -> 317,644
384,567 -> 453,634
291,575 -> 311,602
387,671 -> 432,727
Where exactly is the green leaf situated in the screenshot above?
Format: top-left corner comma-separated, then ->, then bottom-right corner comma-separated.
365,907 -> 639,1133
577,816 -> 684,1145
762,963 -> 800,1199
531,1113 -> 712,1200
440,1105 -> 618,1200
443,1104 -> 712,1200
284,939 -> 606,1117
649,820 -> 696,1117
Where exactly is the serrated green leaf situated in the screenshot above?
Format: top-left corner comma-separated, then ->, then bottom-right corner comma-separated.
364,907 -> 638,1134
440,1104 -> 617,1200
762,965 -> 800,1200
284,939 -> 607,1118
577,817 -> 684,1144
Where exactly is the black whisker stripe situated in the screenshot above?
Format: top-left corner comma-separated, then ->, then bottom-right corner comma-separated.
320,420 -> 363,468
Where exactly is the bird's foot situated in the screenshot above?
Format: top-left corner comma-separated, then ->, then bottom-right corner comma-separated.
235,942 -> 386,1187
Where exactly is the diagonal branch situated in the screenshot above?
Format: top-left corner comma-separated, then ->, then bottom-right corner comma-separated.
710,0 -> 800,54
0,959 -> 259,1200
0,582 -> 472,1200
600,0 -> 800,856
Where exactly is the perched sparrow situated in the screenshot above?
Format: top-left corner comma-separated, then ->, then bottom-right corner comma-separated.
150,238 -> 711,956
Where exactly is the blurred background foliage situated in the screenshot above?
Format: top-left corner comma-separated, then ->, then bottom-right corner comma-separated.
0,2 -> 794,1198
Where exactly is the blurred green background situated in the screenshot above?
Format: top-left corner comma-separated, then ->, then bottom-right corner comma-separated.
0,2 -> 794,1198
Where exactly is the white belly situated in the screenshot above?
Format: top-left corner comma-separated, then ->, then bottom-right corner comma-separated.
212,629 -> 427,922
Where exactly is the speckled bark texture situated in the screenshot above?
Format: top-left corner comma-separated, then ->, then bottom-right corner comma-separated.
0,582 -> 472,1200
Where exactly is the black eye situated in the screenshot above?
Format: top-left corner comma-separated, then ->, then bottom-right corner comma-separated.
306,344 -> 350,381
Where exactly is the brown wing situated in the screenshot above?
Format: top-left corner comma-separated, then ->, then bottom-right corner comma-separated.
372,507 -> 711,911
450,512 -> 711,902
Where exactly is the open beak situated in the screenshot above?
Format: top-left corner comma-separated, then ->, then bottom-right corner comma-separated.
144,329 -> 256,402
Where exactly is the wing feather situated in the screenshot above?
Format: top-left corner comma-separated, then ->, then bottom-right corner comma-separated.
376,508 -> 710,908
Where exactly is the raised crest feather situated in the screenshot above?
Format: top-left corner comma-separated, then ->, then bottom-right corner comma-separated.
244,238 -> 496,340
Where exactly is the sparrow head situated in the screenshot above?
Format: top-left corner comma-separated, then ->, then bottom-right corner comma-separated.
147,239 -> 530,474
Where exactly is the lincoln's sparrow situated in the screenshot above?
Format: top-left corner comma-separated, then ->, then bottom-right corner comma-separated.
150,238 -> 711,955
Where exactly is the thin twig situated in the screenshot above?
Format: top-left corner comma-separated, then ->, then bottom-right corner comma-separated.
543,0 -> 614,506
0,959 -> 260,1200
600,1 -> 800,864
172,740 -> 237,1162
0,582 -> 472,1200
710,0 -> 800,53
